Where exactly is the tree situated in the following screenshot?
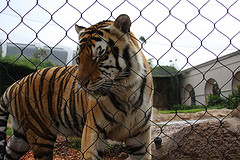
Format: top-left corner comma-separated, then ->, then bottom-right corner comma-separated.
33,48 -> 47,60
139,36 -> 147,45
147,58 -> 155,69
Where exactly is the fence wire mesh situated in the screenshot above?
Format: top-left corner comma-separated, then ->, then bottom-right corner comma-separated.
0,0 -> 240,159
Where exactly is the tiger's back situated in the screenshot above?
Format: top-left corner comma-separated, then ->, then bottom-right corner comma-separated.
0,65 -> 91,159
4,65 -> 89,135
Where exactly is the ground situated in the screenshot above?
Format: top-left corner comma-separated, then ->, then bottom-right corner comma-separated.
20,108 -> 238,159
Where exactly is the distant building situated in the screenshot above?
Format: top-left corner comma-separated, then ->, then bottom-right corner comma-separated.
152,51 -> 240,109
180,50 -> 240,106
0,41 -> 76,66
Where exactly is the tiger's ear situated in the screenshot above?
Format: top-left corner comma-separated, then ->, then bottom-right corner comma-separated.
114,14 -> 131,33
75,24 -> 85,34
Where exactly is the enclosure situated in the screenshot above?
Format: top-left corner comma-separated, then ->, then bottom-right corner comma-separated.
1,0 -> 240,159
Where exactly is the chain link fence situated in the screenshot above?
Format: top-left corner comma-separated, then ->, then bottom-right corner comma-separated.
1,0 -> 240,159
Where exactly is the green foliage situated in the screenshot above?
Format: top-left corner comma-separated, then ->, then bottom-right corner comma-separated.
7,126 -> 12,136
147,58 -> 155,70
0,58 -> 35,96
68,138 -> 81,149
139,36 -> 147,45
0,55 -> 58,97
207,93 -> 226,107
158,105 -> 226,114
72,139 -> 81,149
0,55 -> 56,70
225,85 -> 240,109
206,85 -> 240,109
170,104 -> 204,111
158,108 -> 205,114
105,144 -> 114,151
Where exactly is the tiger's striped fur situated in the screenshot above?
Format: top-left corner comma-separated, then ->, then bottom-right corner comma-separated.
0,14 -> 153,160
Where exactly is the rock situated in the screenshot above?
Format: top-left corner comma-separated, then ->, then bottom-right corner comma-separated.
230,106 -> 240,118
152,117 -> 240,160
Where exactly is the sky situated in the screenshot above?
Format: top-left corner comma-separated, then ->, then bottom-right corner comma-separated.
0,0 -> 240,70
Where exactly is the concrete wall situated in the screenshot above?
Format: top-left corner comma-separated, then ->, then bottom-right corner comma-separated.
180,51 -> 240,106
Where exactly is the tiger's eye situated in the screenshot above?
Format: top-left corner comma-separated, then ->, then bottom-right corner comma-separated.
101,55 -> 108,61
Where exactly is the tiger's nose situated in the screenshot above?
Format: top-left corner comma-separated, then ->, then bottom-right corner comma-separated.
81,80 -> 90,88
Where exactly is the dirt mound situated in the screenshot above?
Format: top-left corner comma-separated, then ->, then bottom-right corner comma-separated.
152,117 -> 240,160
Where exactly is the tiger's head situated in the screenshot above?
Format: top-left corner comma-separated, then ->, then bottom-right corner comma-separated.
75,14 -> 145,96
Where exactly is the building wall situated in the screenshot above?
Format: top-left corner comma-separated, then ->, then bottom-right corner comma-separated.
180,51 -> 240,106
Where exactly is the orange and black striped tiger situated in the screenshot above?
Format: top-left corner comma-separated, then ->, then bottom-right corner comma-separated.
0,14 -> 153,160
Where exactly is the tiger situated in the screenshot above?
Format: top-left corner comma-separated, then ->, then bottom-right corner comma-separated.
0,14 -> 153,160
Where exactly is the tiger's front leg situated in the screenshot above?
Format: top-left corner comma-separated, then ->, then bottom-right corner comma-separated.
125,127 -> 152,160
80,123 -> 107,160
25,129 -> 57,160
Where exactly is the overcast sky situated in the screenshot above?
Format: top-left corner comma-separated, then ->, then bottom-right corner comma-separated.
0,0 -> 240,69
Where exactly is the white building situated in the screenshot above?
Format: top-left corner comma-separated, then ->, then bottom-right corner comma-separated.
180,50 -> 240,106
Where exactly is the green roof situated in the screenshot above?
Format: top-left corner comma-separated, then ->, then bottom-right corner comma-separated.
151,66 -> 178,77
